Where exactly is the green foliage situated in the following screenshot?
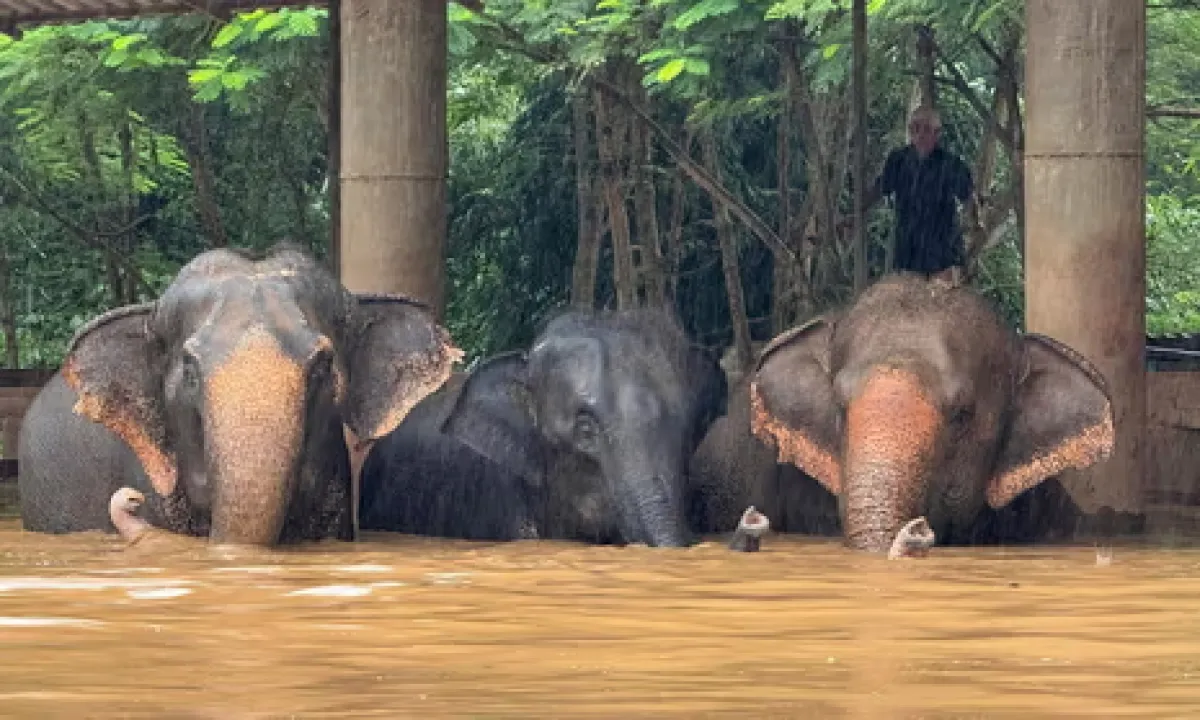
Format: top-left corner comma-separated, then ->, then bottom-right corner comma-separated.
1146,193 -> 1200,336
1,0 -> 1199,370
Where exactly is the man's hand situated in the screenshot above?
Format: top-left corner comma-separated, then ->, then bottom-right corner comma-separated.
932,265 -> 965,286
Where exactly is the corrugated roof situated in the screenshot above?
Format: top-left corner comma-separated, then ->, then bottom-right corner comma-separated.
0,0 -> 319,27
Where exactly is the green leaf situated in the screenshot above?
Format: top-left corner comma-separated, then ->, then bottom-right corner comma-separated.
657,58 -> 687,82
673,0 -> 739,31
188,67 -> 223,85
637,48 -> 677,64
134,48 -> 171,67
102,48 -> 129,67
822,43 -> 841,59
285,11 -> 320,37
111,33 -> 146,51
254,12 -> 286,34
212,23 -> 243,49
684,57 -> 710,76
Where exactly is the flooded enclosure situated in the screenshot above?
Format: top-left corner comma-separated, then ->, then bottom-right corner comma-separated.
0,521 -> 1199,718
3,0 -> 1200,717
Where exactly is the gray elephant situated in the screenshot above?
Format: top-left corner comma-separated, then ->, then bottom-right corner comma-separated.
17,244 -> 459,545
748,272 -> 1115,553
359,308 -> 728,547
688,377 -> 842,538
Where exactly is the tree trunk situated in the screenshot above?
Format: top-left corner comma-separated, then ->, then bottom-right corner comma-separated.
118,121 -> 139,304
183,102 -> 229,248
1003,37 -> 1026,258
701,129 -> 752,376
593,84 -> 636,310
912,25 -> 937,111
0,236 -> 16,368
632,101 -> 664,306
571,91 -> 601,309
663,131 -> 690,305
772,28 -> 799,335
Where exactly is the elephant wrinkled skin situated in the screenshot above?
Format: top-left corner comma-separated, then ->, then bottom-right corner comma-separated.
360,308 -> 727,547
18,244 -> 460,546
749,272 -> 1115,553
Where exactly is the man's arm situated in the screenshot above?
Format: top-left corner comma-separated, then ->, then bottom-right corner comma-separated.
841,150 -> 895,229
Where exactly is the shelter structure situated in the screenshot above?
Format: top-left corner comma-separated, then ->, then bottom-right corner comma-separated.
1,0 -> 448,319
1,0 -> 1156,519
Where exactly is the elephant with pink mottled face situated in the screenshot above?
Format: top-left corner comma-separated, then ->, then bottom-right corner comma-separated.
749,273 -> 1115,554
18,244 -> 460,546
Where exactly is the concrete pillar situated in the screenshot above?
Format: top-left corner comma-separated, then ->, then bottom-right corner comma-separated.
339,0 -> 447,318
1025,0 -> 1146,515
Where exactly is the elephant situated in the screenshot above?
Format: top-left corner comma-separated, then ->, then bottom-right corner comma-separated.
748,272 -> 1115,553
688,376 -> 843,538
359,307 -> 728,547
358,372 -> 541,542
17,244 -> 460,545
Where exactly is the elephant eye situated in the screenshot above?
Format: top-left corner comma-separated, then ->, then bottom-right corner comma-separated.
180,354 -> 202,391
572,410 -> 601,450
950,404 -> 974,428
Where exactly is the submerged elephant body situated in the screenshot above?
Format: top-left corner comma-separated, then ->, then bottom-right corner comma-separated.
750,273 -> 1115,553
360,308 -> 727,547
18,245 -> 459,546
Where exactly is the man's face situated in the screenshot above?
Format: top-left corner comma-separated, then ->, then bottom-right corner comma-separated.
910,117 -> 940,157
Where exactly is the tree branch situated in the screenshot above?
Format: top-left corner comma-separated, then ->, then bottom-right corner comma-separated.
591,78 -> 793,262
1147,105 -> 1200,119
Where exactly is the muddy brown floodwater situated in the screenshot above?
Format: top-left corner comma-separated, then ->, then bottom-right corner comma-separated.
0,520 -> 1198,718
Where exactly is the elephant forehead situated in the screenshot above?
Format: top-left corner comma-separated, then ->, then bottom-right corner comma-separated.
837,328 -> 965,403
181,282 -> 328,366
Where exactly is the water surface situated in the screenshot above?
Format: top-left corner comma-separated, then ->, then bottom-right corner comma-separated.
0,519 -> 1197,718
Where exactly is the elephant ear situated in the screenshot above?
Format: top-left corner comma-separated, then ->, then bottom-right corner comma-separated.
342,294 -> 464,443
987,334 -> 1116,509
60,303 -> 177,497
441,351 -> 545,487
749,315 -> 843,495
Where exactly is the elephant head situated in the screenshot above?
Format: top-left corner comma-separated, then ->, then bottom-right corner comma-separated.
750,273 -> 1114,553
61,245 -> 460,545
442,309 -> 726,547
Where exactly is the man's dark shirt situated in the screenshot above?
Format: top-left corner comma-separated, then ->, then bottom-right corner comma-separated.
878,145 -> 973,274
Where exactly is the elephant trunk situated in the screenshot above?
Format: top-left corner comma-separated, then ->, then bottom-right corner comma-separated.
204,331 -> 311,545
842,368 -> 941,553
607,447 -> 690,548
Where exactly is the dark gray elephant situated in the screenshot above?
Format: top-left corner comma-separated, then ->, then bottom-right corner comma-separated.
748,272 -> 1115,553
17,245 -> 459,545
359,308 -> 727,547
688,377 -> 842,538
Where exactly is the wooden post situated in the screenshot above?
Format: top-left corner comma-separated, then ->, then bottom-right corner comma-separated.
339,0 -> 448,318
1025,0 -> 1146,515
851,0 -> 868,293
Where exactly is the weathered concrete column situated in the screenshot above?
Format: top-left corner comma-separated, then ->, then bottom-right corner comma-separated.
1025,0 -> 1146,515
339,0 -> 447,318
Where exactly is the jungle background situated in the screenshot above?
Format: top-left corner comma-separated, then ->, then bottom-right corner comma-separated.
0,0 -> 1197,370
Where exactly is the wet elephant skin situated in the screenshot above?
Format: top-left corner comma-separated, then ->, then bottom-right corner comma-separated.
18,244 -> 460,546
749,272 -> 1115,553
360,308 -> 727,548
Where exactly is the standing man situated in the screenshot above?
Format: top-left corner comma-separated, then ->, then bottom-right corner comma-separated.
858,106 -> 975,281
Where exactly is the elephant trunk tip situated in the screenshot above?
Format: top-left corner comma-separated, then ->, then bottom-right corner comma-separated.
728,505 -> 770,553
109,486 -> 153,544
887,517 -> 936,560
